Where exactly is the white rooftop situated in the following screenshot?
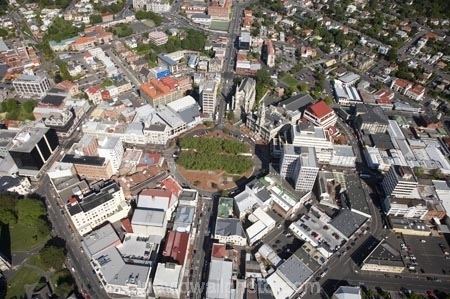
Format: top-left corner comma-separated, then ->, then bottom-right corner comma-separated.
131,209 -> 165,227
153,263 -> 182,289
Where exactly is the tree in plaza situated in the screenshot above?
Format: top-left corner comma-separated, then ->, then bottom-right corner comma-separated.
39,244 -> 66,271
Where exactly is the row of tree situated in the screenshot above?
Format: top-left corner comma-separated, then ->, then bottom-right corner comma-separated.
177,152 -> 252,175
179,137 -> 248,155
135,10 -> 163,26
0,99 -> 36,121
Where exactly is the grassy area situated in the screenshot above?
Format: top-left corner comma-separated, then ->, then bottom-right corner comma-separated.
0,196 -> 51,252
9,222 -> 50,252
280,73 -> 299,90
177,137 -> 253,175
28,254 -> 46,270
113,24 -> 133,37
135,10 -> 163,26
0,99 -> 36,122
6,266 -> 43,299
51,269 -> 75,297
8,260 -> 74,298
210,20 -> 229,31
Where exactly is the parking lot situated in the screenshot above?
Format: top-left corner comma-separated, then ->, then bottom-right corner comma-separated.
262,222 -> 304,260
401,235 -> 450,276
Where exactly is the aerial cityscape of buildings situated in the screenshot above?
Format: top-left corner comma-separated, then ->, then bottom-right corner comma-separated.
0,0 -> 450,298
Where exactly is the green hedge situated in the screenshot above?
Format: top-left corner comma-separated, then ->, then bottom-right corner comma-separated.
177,137 -> 252,174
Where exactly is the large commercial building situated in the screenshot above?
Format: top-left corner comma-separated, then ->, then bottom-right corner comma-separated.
361,238 -> 405,273
153,263 -> 183,298
280,145 -> 319,192
355,106 -> 389,134
82,224 -> 157,297
200,80 -> 218,118
66,180 -> 130,235
290,124 -> 333,163
82,96 -> 201,146
13,73 -> 51,97
382,165 -> 419,199
8,126 -> 59,177
97,136 -> 124,174
131,188 -> 178,241
62,155 -> 114,180
139,77 -> 189,107
266,254 -> 314,299
238,31 -> 251,50
133,0 -> 171,13
214,218 -> 247,246
303,100 -> 337,130
205,259 -> 233,299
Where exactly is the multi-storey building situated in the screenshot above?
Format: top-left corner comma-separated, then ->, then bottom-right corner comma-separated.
66,180 -> 130,235
153,263 -> 183,298
238,31 -> 251,50
385,198 -> 428,219
97,136 -> 124,174
355,106 -> 389,134
13,73 -> 51,97
382,165 -> 419,199
139,77 -> 186,107
303,100 -> 337,130
200,80 -> 218,118
280,144 -> 319,192
62,154 -> 114,180
0,129 -> 18,158
148,31 -> 169,46
82,224 -> 157,297
294,146 -> 319,192
8,126 -> 59,177
133,0 -> 171,13
280,144 -> 299,179
290,124 -> 333,163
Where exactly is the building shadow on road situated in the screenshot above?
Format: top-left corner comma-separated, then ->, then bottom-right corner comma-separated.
0,222 -> 11,267
321,279 -> 352,297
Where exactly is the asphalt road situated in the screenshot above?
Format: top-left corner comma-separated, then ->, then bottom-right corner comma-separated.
34,175 -> 107,299
104,47 -> 142,87
190,196 -> 214,299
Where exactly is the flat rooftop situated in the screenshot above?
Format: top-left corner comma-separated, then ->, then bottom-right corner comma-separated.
8,127 -> 49,153
132,209 -> 165,227
330,209 -> 368,238
363,239 -> 404,268
278,254 -> 313,288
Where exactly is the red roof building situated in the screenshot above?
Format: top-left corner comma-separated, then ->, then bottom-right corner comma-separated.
390,78 -> 413,93
85,85 -> 102,104
163,230 -> 190,265
139,77 -> 186,106
161,177 -> 183,197
405,84 -> 425,101
56,80 -> 79,96
303,100 -> 337,129
101,90 -> 111,101
121,218 -> 133,233
212,243 -> 227,259
375,89 -> 394,107
390,78 -> 425,101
